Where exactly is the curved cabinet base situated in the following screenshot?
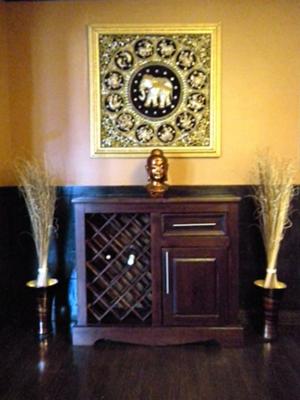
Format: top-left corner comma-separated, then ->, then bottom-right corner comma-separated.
72,325 -> 244,347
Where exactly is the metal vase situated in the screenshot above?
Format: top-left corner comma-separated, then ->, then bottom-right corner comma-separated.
26,278 -> 58,337
254,279 -> 286,342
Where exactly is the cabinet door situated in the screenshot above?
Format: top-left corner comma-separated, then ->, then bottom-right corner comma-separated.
162,247 -> 227,326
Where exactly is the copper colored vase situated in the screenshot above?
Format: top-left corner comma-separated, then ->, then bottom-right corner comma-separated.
254,279 -> 286,342
27,279 -> 58,337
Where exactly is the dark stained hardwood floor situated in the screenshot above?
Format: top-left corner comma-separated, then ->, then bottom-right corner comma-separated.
1,325 -> 300,400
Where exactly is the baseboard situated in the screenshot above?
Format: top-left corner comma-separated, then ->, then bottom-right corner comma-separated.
240,309 -> 300,327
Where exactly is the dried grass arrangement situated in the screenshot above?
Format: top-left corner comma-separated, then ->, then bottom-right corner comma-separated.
253,153 -> 295,289
16,159 -> 57,287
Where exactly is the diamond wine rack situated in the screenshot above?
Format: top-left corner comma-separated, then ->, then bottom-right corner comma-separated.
85,213 -> 151,324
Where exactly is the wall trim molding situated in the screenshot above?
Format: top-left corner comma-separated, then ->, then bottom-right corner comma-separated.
241,309 -> 300,328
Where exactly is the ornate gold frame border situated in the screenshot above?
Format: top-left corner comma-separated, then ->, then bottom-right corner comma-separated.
88,24 -> 221,158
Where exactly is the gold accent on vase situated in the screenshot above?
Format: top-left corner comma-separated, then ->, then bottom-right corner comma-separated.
254,279 -> 287,290
26,278 -> 58,288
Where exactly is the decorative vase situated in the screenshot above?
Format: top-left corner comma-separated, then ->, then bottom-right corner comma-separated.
254,279 -> 287,342
26,278 -> 58,338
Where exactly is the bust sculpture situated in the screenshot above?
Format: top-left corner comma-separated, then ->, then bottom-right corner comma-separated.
145,149 -> 169,198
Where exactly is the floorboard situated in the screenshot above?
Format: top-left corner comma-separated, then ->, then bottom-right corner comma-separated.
1,325 -> 300,400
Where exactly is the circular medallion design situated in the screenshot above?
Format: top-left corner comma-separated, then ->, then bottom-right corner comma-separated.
135,124 -> 154,143
176,112 -> 196,132
104,71 -> 124,90
176,50 -> 196,70
187,93 -> 206,112
157,124 -> 176,143
99,33 -> 212,150
105,93 -> 124,113
157,39 -> 177,59
116,113 -> 135,132
115,51 -> 134,70
130,64 -> 181,119
134,39 -> 154,59
187,70 -> 207,89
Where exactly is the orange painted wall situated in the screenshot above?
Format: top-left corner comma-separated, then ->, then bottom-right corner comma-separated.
3,0 -> 300,186
0,4 -> 12,184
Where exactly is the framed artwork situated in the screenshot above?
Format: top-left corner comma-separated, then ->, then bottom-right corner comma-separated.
88,24 -> 220,157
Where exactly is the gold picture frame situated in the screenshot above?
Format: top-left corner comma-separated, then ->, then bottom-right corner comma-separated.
89,24 -> 221,158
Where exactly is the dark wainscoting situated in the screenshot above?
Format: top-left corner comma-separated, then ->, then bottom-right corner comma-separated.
1,185 -> 300,327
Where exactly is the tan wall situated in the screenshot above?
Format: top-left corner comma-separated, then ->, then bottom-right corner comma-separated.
0,4 -> 12,184
3,0 -> 300,185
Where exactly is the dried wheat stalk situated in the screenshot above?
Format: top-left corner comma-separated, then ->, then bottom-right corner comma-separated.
253,154 -> 295,288
16,159 -> 56,287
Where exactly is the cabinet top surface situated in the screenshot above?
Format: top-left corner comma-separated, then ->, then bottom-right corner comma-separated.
72,195 -> 241,204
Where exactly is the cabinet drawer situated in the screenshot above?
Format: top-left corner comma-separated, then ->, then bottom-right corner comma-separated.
161,213 -> 226,236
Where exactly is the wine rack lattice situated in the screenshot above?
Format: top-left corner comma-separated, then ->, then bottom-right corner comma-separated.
85,213 -> 151,324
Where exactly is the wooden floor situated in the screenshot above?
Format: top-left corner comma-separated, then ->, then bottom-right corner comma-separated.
1,324 -> 300,400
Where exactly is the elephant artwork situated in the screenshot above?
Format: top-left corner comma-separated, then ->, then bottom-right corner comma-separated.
138,74 -> 173,109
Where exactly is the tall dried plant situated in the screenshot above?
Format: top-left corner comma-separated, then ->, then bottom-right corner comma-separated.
253,153 -> 295,289
16,159 -> 56,287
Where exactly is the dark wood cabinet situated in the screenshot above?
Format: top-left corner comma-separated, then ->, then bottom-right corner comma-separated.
72,196 -> 243,346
